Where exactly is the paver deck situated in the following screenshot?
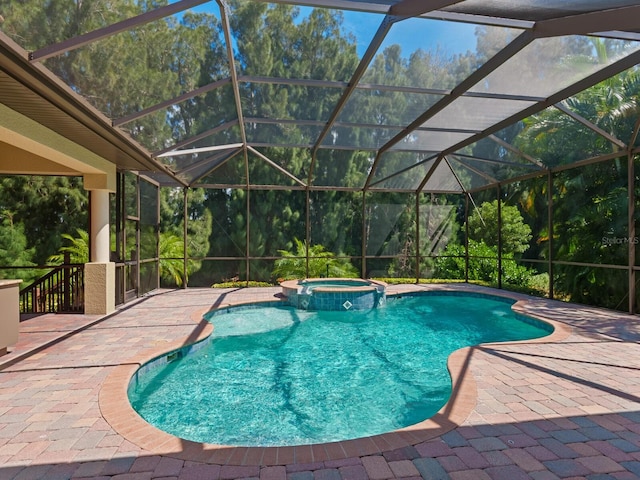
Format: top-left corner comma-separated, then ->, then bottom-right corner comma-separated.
1,283 -> 640,479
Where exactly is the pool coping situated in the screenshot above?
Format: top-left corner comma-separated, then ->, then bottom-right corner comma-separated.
98,288 -> 572,466
280,278 -> 387,292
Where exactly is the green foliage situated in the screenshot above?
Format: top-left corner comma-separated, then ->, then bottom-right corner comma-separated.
273,239 -> 358,280
43,227 -> 194,288
0,176 -> 88,264
433,240 -> 532,287
514,69 -> 640,309
47,229 -> 89,265
384,196 -> 461,278
158,232 -> 186,287
0,212 -> 37,283
158,231 -> 211,288
526,273 -> 551,297
468,200 -> 532,254
431,199 -> 536,289
1,2 -> 639,313
155,185 -> 211,288
386,235 -> 419,278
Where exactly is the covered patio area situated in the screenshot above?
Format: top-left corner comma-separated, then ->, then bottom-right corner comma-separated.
1,284 -> 640,479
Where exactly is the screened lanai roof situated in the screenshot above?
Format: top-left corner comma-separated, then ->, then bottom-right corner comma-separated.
1,0 -> 640,193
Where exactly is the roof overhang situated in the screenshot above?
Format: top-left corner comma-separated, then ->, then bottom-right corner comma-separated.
0,32 -> 185,186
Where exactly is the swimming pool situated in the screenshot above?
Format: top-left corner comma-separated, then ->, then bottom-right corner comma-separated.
128,292 -> 552,447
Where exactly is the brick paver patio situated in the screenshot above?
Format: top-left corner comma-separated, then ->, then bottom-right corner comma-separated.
1,284 -> 640,479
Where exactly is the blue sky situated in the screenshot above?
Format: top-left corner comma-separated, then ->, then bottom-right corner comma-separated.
189,2 -> 479,59
340,10 -> 478,58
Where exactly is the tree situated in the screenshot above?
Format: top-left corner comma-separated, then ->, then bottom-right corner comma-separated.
468,200 -> 532,254
514,66 -> 640,309
273,239 -> 358,280
0,212 -> 37,282
193,2 -> 364,283
0,176 -> 88,264
157,187 -> 212,286
433,198 -> 536,287
11,0 -> 628,308
547,162 -> 628,308
47,229 -> 89,264
158,232 -> 187,287
433,240 -> 531,286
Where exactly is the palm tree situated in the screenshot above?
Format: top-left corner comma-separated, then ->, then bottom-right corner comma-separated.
159,232 -> 187,287
563,69 -> 640,151
273,238 -> 359,280
514,65 -> 640,309
47,229 -> 89,264
47,229 -> 192,287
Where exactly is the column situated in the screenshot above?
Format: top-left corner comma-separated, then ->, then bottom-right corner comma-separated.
84,173 -> 116,315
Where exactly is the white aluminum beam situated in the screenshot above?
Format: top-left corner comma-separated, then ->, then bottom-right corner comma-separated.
156,143 -> 244,158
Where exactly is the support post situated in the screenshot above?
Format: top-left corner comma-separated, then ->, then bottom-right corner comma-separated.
548,171 -> 554,299
183,187 -> 189,289
306,188 -> 311,279
0,280 -> 21,356
629,152 -> 636,314
90,189 -> 110,263
135,176 -> 141,296
156,183 -> 160,291
465,194 -> 469,283
362,191 -> 367,279
115,173 -> 123,305
415,192 -> 420,283
245,188 -> 250,285
497,184 -> 502,289
85,187 -> 115,315
63,252 -> 71,312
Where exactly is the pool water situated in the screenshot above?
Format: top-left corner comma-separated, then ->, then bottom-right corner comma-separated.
128,294 -> 551,446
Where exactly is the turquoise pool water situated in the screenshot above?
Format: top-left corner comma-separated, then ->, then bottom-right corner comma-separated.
128,293 -> 551,447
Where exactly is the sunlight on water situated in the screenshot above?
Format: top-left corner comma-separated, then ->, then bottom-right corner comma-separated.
129,294 -> 550,446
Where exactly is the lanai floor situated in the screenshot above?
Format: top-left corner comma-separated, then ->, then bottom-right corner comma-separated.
1,284 -> 640,480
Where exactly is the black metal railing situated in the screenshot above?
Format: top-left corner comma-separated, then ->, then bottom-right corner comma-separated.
19,262 -> 84,314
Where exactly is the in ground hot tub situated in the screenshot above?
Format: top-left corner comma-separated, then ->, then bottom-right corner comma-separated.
280,278 -> 387,311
